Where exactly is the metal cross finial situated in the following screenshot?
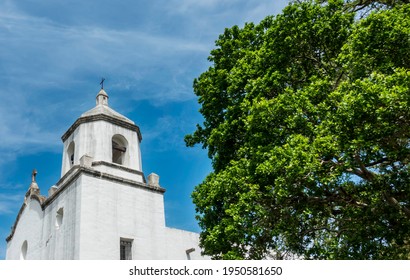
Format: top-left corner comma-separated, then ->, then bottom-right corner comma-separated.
100,77 -> 105,89
31,169 -> 37,182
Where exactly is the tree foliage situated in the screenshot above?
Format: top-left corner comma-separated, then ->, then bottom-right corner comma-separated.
186,0 -> 410,259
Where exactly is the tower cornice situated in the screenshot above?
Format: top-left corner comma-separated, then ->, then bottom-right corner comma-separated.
61,113 -> 142,142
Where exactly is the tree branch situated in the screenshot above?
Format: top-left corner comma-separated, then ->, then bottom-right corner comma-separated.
383,192 -> 410,219
366,157 -> 389,167
354,153 -> 375,181
346,167 -> 368,180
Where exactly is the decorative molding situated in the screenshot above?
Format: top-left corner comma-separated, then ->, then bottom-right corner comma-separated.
6,166 -> 165,243
61,114 -> 142,142
45,166 -> 165,208
91,161 -> 146,183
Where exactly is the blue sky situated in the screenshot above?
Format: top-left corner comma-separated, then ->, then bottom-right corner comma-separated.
0,0 -> 288,259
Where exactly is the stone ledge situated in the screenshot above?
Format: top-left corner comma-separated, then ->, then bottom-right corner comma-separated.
92,161 -> 146,183
61,114 -> 142,142
45,166 -> 165,208
6,165 -> 165,243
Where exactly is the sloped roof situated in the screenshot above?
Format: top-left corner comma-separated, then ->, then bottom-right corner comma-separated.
61,88 -> 142,142
80,103 -> 135,125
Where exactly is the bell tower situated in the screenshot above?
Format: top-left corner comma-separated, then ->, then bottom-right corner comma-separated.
60,88 -> 144,183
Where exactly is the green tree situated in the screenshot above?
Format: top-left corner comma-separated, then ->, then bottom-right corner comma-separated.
186,0 -> 410,259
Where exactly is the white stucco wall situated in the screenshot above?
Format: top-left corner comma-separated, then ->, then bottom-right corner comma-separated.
7,167 -> 207,260
62,120 -> 142,177
40,178 -> 82,259
6,198 -> 43,260
78,173 -> 167,259
92,164 -> 144,182
6,178 -> 83,260
164,227 -> 209,260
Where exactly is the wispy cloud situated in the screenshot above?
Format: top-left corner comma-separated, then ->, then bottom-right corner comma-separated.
0,193 -> 24,215
0,0 -> 289,162
143,114 -> 195,153
0,1 -> 215,159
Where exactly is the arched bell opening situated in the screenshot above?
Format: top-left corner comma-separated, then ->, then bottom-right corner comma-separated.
112,134 -> 128,166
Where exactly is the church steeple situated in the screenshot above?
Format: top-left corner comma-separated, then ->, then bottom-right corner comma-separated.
60,85 -> 143,177
96,88 -> 109,106
96,78 -> 108,106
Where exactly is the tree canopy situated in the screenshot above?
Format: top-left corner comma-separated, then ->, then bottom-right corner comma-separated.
185,0 -> 410,259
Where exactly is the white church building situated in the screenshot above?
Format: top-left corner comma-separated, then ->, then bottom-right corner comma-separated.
6,87 -> 206,260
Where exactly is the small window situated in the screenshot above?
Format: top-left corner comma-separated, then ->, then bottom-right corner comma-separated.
56,207 -> 64,229
20,241 -> 28,260
112,135 -> 128,165
67,141 -> 75,167
120,239 -> 133,260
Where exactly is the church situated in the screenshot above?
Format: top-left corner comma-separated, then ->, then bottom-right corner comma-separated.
5,87 -> 207,260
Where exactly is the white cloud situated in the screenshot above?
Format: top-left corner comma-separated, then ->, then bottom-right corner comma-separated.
0,4 -> 211,102
0,0 -> 289,107
0,3 -> 214,159
0,86 -> 62,154
0,193 -> 23,215
142,115 -> 189,152
0,0 -> 290,161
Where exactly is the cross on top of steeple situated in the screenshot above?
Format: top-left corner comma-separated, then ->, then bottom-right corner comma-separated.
96,78 -> 109,106
100,78 -> 105,89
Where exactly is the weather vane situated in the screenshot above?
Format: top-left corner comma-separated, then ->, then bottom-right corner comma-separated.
100,77 -> 105,89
